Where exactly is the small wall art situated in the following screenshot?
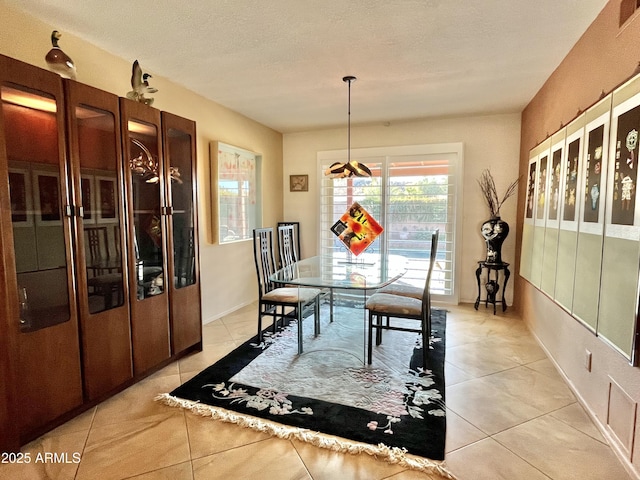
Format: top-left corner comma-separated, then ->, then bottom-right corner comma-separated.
289,174 -> 308,192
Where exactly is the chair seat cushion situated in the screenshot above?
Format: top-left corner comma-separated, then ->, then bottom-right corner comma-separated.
263,287 -> 321,304
376,283 -> 423,299
366,292 -> 421,316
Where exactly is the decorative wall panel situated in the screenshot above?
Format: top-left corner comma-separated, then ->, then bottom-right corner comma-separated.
521,81 -> 640,362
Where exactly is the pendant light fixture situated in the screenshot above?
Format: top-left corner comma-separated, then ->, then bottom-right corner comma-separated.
324,76 -> 372,178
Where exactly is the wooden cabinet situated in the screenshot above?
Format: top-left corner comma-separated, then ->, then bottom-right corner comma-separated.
162,112 -> 202,354
0,54 -> 202,450
120,98 -> 172,375
65,81 -> 133,400
119,102 -> 203,375
0,54 -> 84,444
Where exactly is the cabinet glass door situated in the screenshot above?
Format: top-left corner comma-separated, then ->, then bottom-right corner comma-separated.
0,56 -> 83,439
2,85 -> 71,332
128,120 -> 165,300
166,127 -> 196,288
122,101 -> 171,375
76,104 -> 126,313
162,112 -> 201,355
66,81 -> 133,401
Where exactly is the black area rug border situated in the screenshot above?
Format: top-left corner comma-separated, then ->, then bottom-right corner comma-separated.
158,309 -> 451,476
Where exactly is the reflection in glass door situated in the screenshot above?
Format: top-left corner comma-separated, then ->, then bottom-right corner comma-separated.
76,104 -> 125,314
2,85 -> 71,332
167,127 -> 196,289
128,120 -> 165,300
162,111 -> 201,355
121,101 -> 171,376
0,57 -> 83,440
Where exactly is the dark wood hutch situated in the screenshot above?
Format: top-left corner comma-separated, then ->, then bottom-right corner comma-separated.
0,53 -> 202,451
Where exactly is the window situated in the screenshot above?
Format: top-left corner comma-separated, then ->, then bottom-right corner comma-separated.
211,142 -> 261,244
319,144 -> 463,303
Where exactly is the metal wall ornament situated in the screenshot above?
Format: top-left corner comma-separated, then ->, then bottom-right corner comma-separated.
324,76 -> 372,179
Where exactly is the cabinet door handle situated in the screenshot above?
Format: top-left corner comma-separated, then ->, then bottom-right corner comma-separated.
64,205 -> 85,217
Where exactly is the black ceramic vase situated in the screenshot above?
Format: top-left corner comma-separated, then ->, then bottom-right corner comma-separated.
481,217 -> 509,264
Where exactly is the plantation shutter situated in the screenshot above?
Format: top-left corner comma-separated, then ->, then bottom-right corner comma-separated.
319,144 -> 462,302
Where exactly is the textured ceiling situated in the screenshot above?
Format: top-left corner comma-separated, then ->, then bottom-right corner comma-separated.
6,0 -> 608,133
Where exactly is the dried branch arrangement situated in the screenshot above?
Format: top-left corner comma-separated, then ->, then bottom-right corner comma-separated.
477,169 -> 520,218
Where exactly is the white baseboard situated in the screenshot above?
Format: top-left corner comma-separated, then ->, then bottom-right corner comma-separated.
202,299 -> 256,325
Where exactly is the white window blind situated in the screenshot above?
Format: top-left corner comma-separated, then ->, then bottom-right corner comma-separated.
319,144 -> 462,303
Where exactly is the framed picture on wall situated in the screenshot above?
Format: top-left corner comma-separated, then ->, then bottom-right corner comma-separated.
525,159 -> 537,220
96,175 -> 118,224
605,85 -> 640,240
562,133 -> 582,224
536,152 -> 549,221
577,97 -> 612,238
8,168 -> 33,227
289,174 -> 308,192
33,170 -> 62,226
81,175 -> 96,224
611,102 -> 640,227
548,143 -> 563,222
583,125 -> 604,223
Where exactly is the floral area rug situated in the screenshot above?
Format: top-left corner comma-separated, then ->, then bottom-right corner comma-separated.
157,305 -> 452,478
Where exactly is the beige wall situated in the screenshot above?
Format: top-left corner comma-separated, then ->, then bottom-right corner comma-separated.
0,2 -> 284,322
283,113 -> 522,304
0,1 -> 522,318
6,1 -> 638,472
519,1 -> 640,476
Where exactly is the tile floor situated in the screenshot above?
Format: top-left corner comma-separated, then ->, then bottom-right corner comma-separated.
0,303 -> 633,480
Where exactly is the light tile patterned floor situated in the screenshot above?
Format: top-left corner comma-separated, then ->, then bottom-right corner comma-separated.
0,303 -> 633,479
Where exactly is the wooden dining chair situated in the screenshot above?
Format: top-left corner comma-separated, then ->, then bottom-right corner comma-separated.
374,229 -> 440,300
85,226 -> 110,269
365,229 -> 439,366
277,223 -> 299,268
277,221 -> 300,264
253,227 -> 321,353
84,225 -> 123,311
276,223 -> 305,318
278,221 -> 336,322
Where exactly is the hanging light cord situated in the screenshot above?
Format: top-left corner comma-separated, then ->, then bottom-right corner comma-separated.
346,75 -> 353,166
324,75 -> 371,178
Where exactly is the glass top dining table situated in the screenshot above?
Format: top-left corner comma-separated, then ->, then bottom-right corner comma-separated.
269,251 -> 408,362
269,252 -> 408,290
